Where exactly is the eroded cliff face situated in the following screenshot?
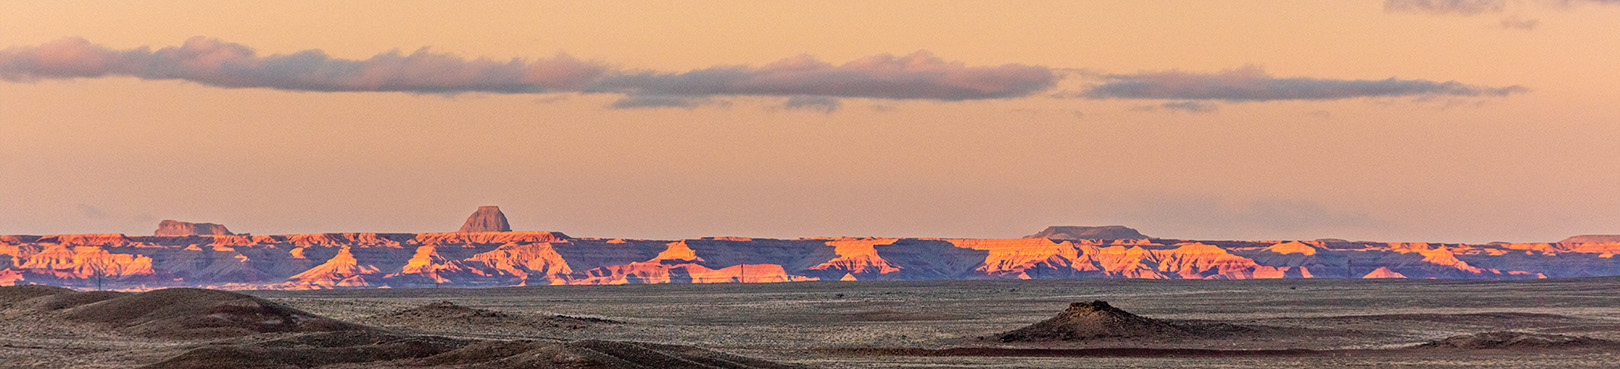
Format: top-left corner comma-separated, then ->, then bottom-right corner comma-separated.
0,230 -> 1615,290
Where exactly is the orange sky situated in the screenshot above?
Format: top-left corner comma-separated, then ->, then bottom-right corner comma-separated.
3,1 -> 1618,242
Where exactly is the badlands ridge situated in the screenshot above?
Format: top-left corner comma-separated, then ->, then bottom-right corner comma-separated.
2,207 -> 1618,290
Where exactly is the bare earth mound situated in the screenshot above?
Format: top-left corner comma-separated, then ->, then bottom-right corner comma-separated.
999,301 -> 1190,342
1415,331 -> 1620,350
62,288 -> 366,339
0,285 -> 81,310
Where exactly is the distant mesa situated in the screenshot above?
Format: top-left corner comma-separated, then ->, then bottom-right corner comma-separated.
458,206 -> 512,233
1025,226 -> 1147,240
1560,235 -> 1620,244
154,220 -> 234,237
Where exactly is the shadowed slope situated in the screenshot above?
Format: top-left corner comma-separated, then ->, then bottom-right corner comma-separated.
61,288 -> 366,339
146,332 -> 800,369
1415,331 -> 1620,350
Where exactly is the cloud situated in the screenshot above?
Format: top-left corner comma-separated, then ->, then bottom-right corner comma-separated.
607,95 -> 723,109
1077,65 -> 1526,102
0,37 -> 606,93
1385,0 -> 1620,28
1385,0 -> 1506,15
586,52 -> 1055,101
1,37 -> 1057,106
3,38 -> 1527,111
781,95 -> 841,113
1498,14 -> 1541,29
1132,101 -> 1218,113
75,204 -> 108,219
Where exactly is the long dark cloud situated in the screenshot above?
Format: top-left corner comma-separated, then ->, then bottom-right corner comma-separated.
3,38 -> 1528,110
586,52 -> 1055,101
1077,66 -> 1526,102
0,37 -> 1056,105
0,37 -> 606,93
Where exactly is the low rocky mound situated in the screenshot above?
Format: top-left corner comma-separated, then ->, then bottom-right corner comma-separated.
999,301 -> 1189,342
372,301 -> 618,332
62,288 -> 365,339
1025,226 -> 1148,240
1415,331 -> 1619,349
146,331 -> 798,369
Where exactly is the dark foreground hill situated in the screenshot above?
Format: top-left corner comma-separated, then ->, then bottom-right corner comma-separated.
0,286 -> 797,369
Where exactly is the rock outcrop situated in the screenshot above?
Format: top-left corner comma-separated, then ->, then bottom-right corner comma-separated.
154,220 -> 233,236
1026,226 -> 1148,240
457,206 -> 511,233
998,301 -> 1187,341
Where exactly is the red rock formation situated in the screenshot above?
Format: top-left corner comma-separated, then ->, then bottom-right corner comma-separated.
154,220 -> 234,236
808,238 -> 901,277
464,242 -> 573,284
1363,267 -> 1407,279
0,229 -> 1614,289
287,247 -> 380,288
458,206 -> 512,233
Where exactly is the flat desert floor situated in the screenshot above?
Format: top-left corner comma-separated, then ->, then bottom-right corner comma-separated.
6,277 -> 1620,368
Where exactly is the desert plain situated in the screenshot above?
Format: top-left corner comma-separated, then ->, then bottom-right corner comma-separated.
4,276 -> 1620,368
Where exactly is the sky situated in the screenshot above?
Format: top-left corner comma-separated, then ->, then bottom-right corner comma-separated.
3,0 -> 1619,242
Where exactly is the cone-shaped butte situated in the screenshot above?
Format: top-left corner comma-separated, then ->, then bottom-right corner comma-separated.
999,301 -> 1187,342
458,206 -> 512,233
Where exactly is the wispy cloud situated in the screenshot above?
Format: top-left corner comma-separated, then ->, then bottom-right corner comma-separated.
1497,14 -> 1542,29
1131,101 -> 1218,114
1076,65 -> 1526,102
607,95 -> 725,110
0,37 -> 1057,109
75,204 -> 108,219
1387,0 -> 1620,14
1384,0 -> 1620,29
781,95 -> 842,113
1385,0 -> 1506,15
